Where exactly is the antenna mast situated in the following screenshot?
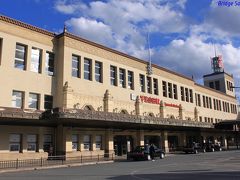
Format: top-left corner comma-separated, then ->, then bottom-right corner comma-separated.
147,31 -> 153,75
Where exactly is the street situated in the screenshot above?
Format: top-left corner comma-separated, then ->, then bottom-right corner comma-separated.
1,150 -> 240,180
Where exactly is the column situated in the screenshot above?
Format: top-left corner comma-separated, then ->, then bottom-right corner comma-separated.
38,127 -> 44,153
179,104 -> 183,120
103,90 -> 114,112
105,129 -> 114,157
63,81 -> 74,108
194,107 -> 198,121
135,96 -> 143,116
161,131 -> 169,153
136,130 -> 144,146
160,100 -> 165,118
92,134 -> 96,151
223,135 -> 228,150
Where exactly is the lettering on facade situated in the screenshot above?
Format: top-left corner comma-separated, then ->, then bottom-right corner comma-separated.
165,103 -> 180,108
140,95 -> 160,105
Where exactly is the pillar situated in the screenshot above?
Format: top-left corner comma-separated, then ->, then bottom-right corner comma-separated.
103,90 -> 114,112
223,135 -> 228,150
56,124 -> 72,155
136,130 -> 144,146
135,96 -> 143,116
160,100 -> 165,118
105,129 -> 114,157
38,127 -> 44,153
179,133 -> 187,147
194,107 -> 198,121
161,131 -> 169,153
63,81 -> 74,108
179,104 -> 183,120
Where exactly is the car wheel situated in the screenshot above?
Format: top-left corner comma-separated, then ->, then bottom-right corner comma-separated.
160,153 -> 165,159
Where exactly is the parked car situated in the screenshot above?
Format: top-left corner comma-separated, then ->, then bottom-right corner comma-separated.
182,142 -> 205,154
127,145 -> 165,161
204,142 -> 222,152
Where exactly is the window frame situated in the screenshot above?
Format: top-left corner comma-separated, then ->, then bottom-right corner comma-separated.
15,43 -> 27,70
95,61 -> 102,83
45,51 -> 54,76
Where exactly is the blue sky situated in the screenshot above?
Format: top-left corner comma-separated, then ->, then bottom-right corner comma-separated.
0,0 -> 239,100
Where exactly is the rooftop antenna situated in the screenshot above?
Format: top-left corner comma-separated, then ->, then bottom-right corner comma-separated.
211,43 -> 224,73
214,43 -> 217,57
147,31 -> 153,75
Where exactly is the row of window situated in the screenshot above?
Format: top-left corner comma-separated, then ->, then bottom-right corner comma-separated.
140,74 -> 158,95
195,92 -> 237,114
180,86 -> 193,103
199,116 -> 222,124
226,80 -> 233,92
12,90 -> 53,110
72,134 -> 102,151
209,80 -> 220,90
14,43 -> 54,75
9,134 -> 53,152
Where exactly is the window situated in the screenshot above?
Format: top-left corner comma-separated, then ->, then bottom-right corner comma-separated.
72,134 -> 78,151
72,55 -> 80,77
147,77 -> 152,93
15,43 -> 26,70
203,95 -> 206,107
209,97 -> 212,109
219,100 -> 222,111
84,58 -> 92,80
213,99 -> 216,110
180,86 -> 185,101
9,134 -> 21,152
173,84 -> 178,99
119,68 -> 126,88
45,52 -> 54,76
153,78 -> 158,95
83,135 -> 91,151
209,82 -> 214,89
0,38 -> 2,65
128,71 -> 134,90
31,48 -> 41,73
43,134 -> 53,153
44,95 -> 53,110
12,91 -> 24,108
168,83 -> 172,98
95,61 -> 102,83
110,65 -> 117,86
189,89 -> 193,103
139,74 -> 145,92
215,81 -> 220,90
185,88 -> 189,102
199,116 -> 202,122
162,81 -> 167,97
27,134 -> 37,151
197,94 -> 201,106
206,96 -> 209,108
95,135 -> 102,150
29,93 -> 39,109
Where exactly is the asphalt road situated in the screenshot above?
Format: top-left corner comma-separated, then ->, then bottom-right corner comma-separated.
1,150 -> 240,180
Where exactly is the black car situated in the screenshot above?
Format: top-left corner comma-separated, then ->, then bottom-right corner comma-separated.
127,145 -> 165,161
204,142 -> 222,152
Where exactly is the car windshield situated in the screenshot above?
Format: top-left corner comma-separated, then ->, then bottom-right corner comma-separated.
133,146 -> 149,152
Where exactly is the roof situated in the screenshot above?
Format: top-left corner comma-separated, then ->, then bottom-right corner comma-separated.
203,71 -> 233,78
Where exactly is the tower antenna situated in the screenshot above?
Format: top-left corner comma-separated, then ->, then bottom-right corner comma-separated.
147,31 -> 153,75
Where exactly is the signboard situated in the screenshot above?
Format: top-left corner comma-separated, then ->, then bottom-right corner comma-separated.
140,95 -> 160,105
164,103 -> 180,108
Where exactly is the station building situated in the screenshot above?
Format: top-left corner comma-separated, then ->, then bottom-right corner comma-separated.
0,15 -> 238,160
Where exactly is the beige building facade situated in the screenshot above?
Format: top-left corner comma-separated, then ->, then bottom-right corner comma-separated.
0,15 -> 238,160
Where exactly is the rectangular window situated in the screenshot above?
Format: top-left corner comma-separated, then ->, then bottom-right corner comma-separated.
45,52 -> 54,76
31,47 -> 41,73
203,95 -> 206,107
119,68 -> 126,88
173,84 -> 178,100
197,94 -> 201,106
128,71 -> 134,90
168,83 -> 172,98
110,65 -> 117,86
9,134 -> 21,152
147,77 -> 152,93
15,43 -> 26,70
139,74 -> 145,92
27,134 -> 37,152
162,81 -> 167,97
83,135 -> 91,151
72,134 -> 78,151
215,81 -> 220,90
206,96 -> 209,108
29,93 -> 39,109
0,38 -> 3,65
12,91 -> 24,108
95,135 -> 102,150
199,116 -> 202,122
213,99 -> 216,110
84,58 -> 92,80
180,86 -> 185,101
219,101 -> 222,111
44,95 -> 53,110
95,61 -> 102,83
72,55 -> 80,77
209,97 -> 212,109
185,88 -> 189,102
153,78 -> 159,95
209,82 -> 214,89
43,134 -> 53,153
189,89 -> 193,103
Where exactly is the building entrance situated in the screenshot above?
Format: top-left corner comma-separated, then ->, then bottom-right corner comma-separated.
114,135 -> 133,156
144,136 -> 161,147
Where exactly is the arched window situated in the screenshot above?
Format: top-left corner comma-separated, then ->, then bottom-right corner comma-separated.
170,115 -> 175,119
120,109 -> 128,114
149,113 -> 154,117
83,105 -> 94,111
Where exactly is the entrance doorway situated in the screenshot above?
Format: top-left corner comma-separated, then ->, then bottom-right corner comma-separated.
144,136 -> 161,148
114,135 -> 133,156
168,136 -> 179,151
